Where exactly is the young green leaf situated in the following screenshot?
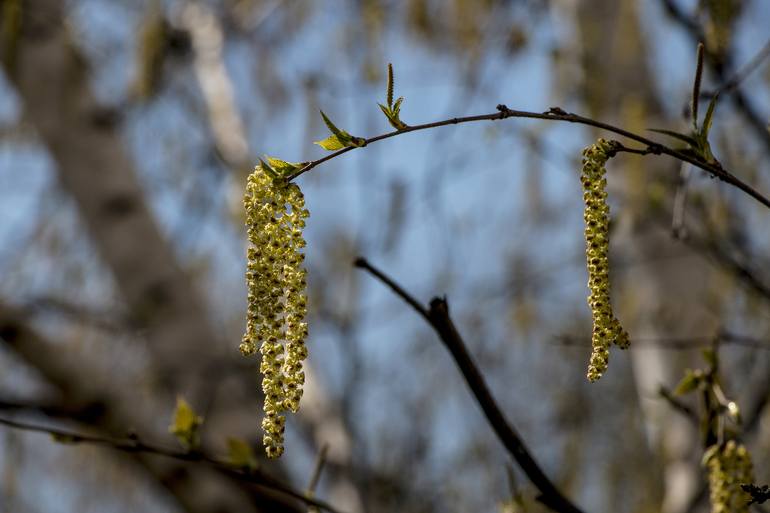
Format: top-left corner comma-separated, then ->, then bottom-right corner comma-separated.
258,158 -> 279,178
227,437 -> 258,470
392,96 -> 404,115
674,369 -> 703,395
314,135 -> 346,151
266,156 -> 302,176
699,92 -> 719,142
702,348 -> 718,369
320,110 -> 345,138
169,397 -> 203,450
691,43 -> 705,131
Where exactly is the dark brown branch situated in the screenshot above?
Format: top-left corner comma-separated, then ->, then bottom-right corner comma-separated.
353,257 -> 584,513
287,105 -> 770,210
554,332 -> 770,351
0,417 -> 346,513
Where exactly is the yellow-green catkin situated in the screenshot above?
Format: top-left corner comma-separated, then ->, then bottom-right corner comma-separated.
241,163 -> 309,458
704,440 -> 754,513
581,139 -> 629,382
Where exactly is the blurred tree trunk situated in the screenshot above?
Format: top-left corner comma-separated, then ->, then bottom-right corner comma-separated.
573,1 -> 713,512
0,1 -> 301,512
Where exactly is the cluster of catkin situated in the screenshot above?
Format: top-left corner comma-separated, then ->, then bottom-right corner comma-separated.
581,139 -> 629,382
241,164 -> 309,458
704,440 -> 754,513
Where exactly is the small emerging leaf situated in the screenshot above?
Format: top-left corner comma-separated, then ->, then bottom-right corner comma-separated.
314,135 -> 346,151
378,103 -> 408,130
266,156 -> 301,175
674,369 -> 702,395
691,43 -> 705,131
392,96 -> 404,115
702,348 -> 717,369
699,92 -> 719,142
169,397 -> 203,450
258,158 -> 278,179
227,437 -> 258,470
320,110 -> 344,138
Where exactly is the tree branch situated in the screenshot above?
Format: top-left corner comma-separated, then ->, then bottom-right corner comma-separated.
0,416 -> 346,513
287,105 -> 770,210
353,257 -> 584,513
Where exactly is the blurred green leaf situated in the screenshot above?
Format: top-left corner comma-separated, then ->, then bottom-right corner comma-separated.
674,369 -> 702,395
700,93 -> 719,142
320,110 -> 344,138
169,397 -> 203,450
227,437 -> 258,470
266,156 -> 301,175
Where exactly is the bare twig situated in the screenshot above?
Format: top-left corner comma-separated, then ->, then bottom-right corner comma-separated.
671,162 -> 692,238
0,417 -> 346,513
306,444 -> 329,513
288,105 -> 770,211
709,37 -> 770,97
658,386 -> 698,423
354,257 -> 584,513
553,332 -> 770,351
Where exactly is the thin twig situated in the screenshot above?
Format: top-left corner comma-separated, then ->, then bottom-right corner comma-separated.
288,105 -> 770,211
354,257 -> 584,513
671,162 -> 692,238
709,37 -> 770,97
553,332 -> 770,351
306,444 -> 329,513
658,386 -> 698,423
0,417 -> 346,513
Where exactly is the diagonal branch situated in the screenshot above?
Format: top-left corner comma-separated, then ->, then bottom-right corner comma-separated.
353,257 -> 584,513
0,416 -> 347,513
288,106 -> 770,211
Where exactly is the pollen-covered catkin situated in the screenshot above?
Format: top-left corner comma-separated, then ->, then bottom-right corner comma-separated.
242,163 -> 309,458
704,441 -> 754,513
581,139 -> 629,382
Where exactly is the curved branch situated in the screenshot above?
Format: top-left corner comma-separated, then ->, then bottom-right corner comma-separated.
354,257 -> 584,513
0,416 -> 346,513
288,106 -> 770,210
